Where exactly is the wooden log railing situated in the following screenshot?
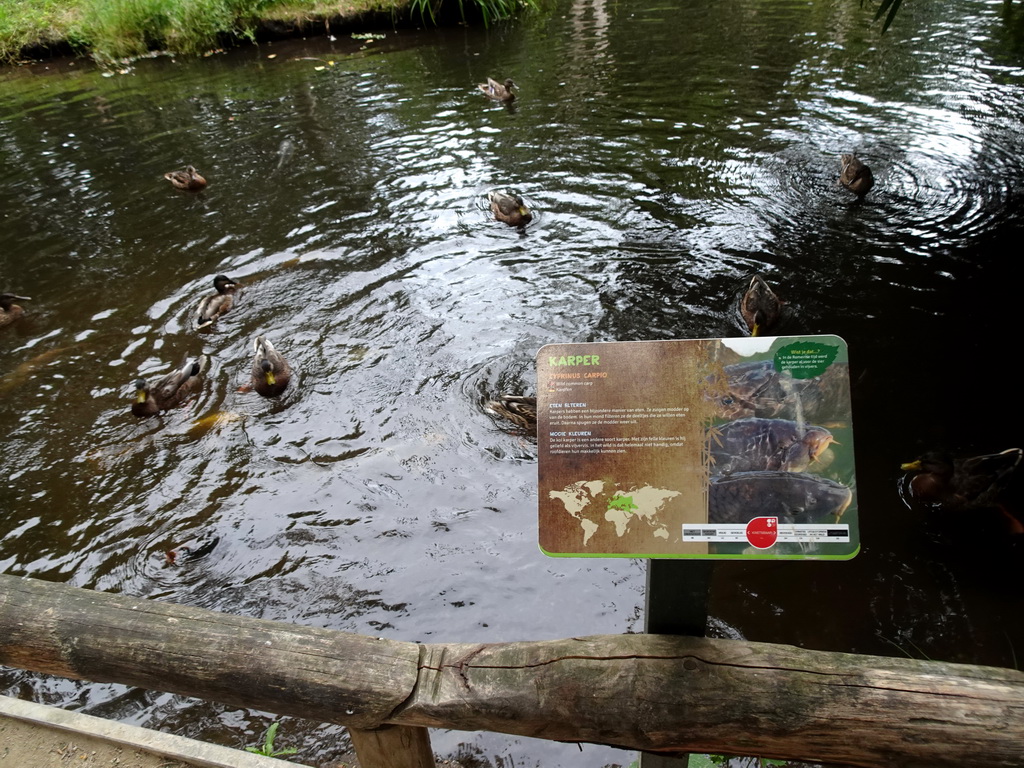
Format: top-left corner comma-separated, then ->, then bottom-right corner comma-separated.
1,574 -> 1023,768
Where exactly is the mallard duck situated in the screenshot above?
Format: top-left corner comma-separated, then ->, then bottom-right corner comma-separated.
838,153 -> 874,196
195,274 -> 239,331
740,275 -> 783,337
901,448 -> 1022,512
478,77 -> 517,102
251,336 -> 292,398
0,293 -> 30,328
485,394 -> 537,436
164,165 -> 207,191
489,191 -> 533,227
131,356 -> 208,417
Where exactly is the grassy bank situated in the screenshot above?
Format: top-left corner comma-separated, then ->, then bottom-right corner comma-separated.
0,0 -> 533,63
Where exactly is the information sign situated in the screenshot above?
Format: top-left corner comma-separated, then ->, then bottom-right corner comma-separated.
537,335 -> 858,559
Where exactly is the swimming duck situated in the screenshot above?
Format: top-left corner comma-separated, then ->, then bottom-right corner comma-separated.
164,165 -> 207,191
489,191 -> 533,227
132,356 -> 208,417
838,154 -> 874,196
195,275 -> 239,331
251,336 -> 292,398
740,275 -> 783,337
0,293 -> 30,327
478,77 -> 517,102
485,394 -> 537,436
901,448 -> 1022,512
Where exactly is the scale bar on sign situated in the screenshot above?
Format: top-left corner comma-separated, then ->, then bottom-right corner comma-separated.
682,523 -> 850,543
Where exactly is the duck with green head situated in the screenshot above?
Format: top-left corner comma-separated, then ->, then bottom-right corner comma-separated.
251,336 -> 292,398
196,275 -> 239,331
0,293 -> 30,327
132,356 -> 208,417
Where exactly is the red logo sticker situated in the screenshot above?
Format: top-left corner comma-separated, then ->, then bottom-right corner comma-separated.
745,517 -> 778,549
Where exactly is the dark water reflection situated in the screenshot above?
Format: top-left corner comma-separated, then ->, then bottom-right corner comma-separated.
2,0 -> 1024,764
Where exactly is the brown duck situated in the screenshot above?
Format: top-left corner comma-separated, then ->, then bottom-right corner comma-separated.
485,394 -> 537,436
132,356 -> 208,417
838,154 -> 874,196
478,77 -> 517,103
740,275 -> 783,337
251,336 -> 292,398
195,275 -> 239,331
489,191 -> 533,227
0,293 -> 30,327
164,165 -> 207,191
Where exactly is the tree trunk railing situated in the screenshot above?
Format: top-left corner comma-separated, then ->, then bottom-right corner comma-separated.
1,574 -> 1022,768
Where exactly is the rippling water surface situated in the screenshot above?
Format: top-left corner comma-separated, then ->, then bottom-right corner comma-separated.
2,0 -> 1024,764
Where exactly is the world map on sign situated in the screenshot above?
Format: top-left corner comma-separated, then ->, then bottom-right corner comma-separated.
548,481 -> 681,546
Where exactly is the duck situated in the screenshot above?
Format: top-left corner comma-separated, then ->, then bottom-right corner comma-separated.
164,165 -> 207,191
251,336 -> 292,398
195,274 -> 239,331
131,356 -> 208,417
740,275 -> 783,336
485,394 -> 537,436
478,77 -> 517,103
901,448 -> 1022,513
838,153 -> 874,196
0,293 -> 30,327
489,191 -> 533,227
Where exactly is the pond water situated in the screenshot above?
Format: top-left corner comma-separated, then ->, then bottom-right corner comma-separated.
2,0 -> 1024,764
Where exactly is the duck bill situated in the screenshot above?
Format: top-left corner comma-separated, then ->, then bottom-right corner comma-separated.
135,390 -> 148,404
900,459 -> 923,471
264,371 -> 277,386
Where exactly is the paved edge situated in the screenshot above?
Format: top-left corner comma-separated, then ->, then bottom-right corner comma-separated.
0,694 -> 309,768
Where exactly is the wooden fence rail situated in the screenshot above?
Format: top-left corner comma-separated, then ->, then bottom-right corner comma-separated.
1,574 -> 1023,768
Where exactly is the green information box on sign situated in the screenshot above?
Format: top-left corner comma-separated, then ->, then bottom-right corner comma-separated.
537,335 -> 859,560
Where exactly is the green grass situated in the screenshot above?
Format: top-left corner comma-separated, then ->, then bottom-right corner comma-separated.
0,0 -> 535,63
